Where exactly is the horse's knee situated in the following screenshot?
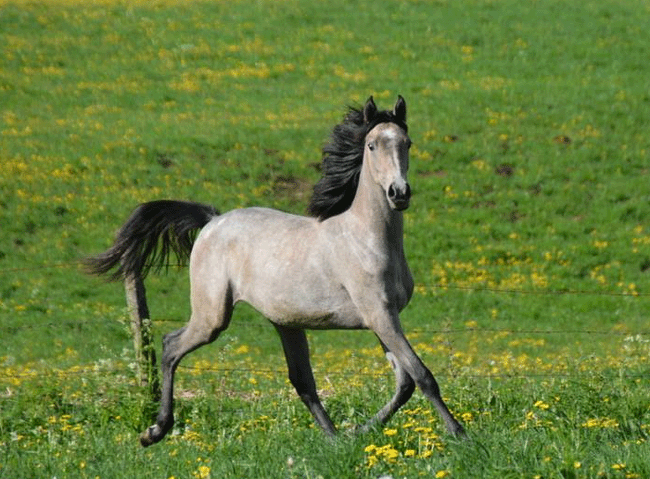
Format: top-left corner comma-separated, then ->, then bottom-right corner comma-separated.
399,377 -> 416,398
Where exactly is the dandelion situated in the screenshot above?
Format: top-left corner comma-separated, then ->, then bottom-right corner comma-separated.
582,418 -> 619,429
435,470 -> 451,478
534,400 -> 550,410
234,344 -> 250,354
371,444 -> 399,463
193,465 -> 211,479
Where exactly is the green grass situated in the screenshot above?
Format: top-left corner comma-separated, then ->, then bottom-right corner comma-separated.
1,0 -> 649,477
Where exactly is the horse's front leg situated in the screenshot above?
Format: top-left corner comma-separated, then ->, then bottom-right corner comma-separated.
372,318 -> 465,437
357,340 -> 415,433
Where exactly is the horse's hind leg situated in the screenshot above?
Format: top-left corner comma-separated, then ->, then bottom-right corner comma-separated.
140,288 -> 234,447
275,325 -> 337,437
358,340 -> 415,434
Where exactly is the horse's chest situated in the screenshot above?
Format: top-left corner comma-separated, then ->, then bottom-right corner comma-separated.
387,262 -> 414,311
343,253 -> 413,314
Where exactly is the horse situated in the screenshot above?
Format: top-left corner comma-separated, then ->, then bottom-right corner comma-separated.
86,96 -> 464,446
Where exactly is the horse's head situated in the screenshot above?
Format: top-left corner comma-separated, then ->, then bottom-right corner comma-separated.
363,96 -> 411,211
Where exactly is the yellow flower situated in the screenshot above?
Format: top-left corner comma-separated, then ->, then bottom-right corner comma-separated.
234,344 -> 250,354
193,465 -> 211,479
383,428 -> 398,436
534,400 -> 550,410
378,444 -> 399,459
435,470 -> 451,478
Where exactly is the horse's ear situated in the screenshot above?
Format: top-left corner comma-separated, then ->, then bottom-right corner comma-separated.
363,96 -> 377,123
393,95 -> 406,123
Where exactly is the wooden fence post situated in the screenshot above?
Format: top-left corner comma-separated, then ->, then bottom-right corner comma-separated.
124,274 -> 160,399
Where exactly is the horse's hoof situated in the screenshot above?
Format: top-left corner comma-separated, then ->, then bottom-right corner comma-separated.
139,426 -> 159,448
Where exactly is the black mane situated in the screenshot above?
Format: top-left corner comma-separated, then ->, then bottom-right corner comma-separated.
308,97 -> 408,220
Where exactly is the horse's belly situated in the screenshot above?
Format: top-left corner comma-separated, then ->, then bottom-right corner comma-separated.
239,282 -> 366,330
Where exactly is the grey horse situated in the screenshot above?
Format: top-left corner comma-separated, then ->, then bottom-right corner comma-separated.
86,96 -> 464,446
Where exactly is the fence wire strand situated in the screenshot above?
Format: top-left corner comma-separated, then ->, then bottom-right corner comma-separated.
0,260 -> 648,296
2,362 -> 648,383
1,260 -> 648,384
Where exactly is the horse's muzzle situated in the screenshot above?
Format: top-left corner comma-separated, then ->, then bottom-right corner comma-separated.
388,182 -> 411,210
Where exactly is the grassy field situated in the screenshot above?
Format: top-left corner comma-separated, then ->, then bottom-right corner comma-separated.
1,0 -> 649,477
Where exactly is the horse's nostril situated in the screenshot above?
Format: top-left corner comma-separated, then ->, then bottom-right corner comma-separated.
388,183 -> 410,201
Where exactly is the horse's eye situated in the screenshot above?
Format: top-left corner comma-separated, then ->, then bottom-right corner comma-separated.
367,142 -> 375,151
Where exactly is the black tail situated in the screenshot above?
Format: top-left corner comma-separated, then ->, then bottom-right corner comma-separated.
84,200 -> 219,281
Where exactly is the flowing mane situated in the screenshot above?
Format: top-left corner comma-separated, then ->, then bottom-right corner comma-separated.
308,98 -> 408,220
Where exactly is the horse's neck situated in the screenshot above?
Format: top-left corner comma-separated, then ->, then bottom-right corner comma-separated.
345,165 -> 405,249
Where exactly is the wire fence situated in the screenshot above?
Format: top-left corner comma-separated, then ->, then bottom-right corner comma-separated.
3,316 -> 650,337
1,260 -> 648,383
2,259 -> 648,296
2,359 -> 649,383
